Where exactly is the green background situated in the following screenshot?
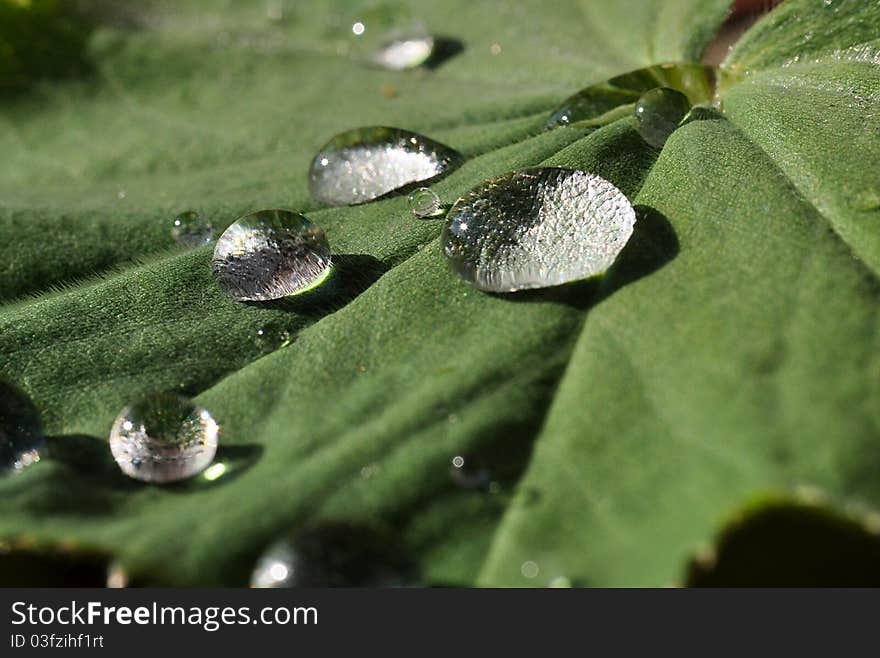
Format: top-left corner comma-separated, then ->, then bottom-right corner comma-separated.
1,0 -> 879,586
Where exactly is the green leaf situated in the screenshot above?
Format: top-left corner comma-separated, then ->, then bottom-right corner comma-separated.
1,0 -> 877,586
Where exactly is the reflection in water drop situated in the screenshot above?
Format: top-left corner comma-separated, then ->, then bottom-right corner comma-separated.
109,393 -> 218,484
171,210 -> 214,247
407,186 -> 443,218
308,127 -> 460,207
545,62 -> 714,130
634,87 -> 691,148
250,523 -> 409,587
442,167 -> 636,292
212,209 -> 332,302
0,381 -> 44,477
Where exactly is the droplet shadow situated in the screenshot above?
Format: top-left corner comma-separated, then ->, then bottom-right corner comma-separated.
423,36 -> 464,70
245,253 -> 388,315
165,443 -> 264,492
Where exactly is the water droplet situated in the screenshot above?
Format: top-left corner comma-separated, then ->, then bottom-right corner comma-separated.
407,186 -> 442,218
489,42 -> 502,55
106,562 -> 129,588
634,87 -> 691,148
442,167 -> 636,292
117,190 -> 126,200
521,560 -> 540,578
212,209 -> 332,302
0,381 -> 44,477
545,62 -> 714,130
450,455 -> 492,490
254,326 -> 292,352
308,127 -> 460,206
109,392 -> 219,483
352,21 -> 365,36
171,210 -> 214,247
371,35 -> 434,70
250,523 -> 409,587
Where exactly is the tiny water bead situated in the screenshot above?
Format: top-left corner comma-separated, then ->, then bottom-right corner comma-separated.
442,168 -> 636,292
171,210 -> 214,247
255,326 -> 292,352
450,455 -> 492,490
212,209 -> 332,302
250,523 -> 409,587
308,127 -> 461,207
634,87 -> 691,148
370,35 -> 435,70
109,393 -> 218,484
0,381 -> 44,476
407,186 -> 443,218
545,62 -> 714,130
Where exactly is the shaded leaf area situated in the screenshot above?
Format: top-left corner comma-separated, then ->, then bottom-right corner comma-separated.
1,0 -> 878,587
686,496 -> 880,587
0,0 -> 93,93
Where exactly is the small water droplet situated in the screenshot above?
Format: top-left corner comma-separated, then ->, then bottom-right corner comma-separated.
442,167 -> 636,292
255,326 -> 292,352
407,186 -> 443,218
212,209 -> 332,302
0,381 -> 44,477
308,127 -> 460,207
489,42 -> 502,55
450,455 -> 491,490
371,35 -> 435,70
548,576 -> 572,588
521,560 -> 540,578
634,87 -> 691,148
109,392 -> 219,483
545,62 -> 714,130
117,190 -> 126,200
171,210 -> 214,247
250,523 -> 408,587
106,562 -> 129,588
352,21 -> 365,36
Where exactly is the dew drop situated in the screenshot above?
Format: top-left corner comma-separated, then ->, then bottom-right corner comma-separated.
109,392 -> 219,484
545,62 -> 714,130
0,381 -> 44,477
308,126 -> 460,207
450,454 -> 492,490
442,167 -> 636,292
407,186 -> 442,218
370,35 -> 435,70
212,209 -> 332,302
250,523 -> 409,587
634,87 -> 691,148
171,210 -> 214,247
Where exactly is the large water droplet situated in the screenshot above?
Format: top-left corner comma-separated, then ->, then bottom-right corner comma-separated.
250,523 -> 409,587
442,168 -> 636,292
545,62 -> 714,130
0,381 -> 44,476
171,210 -> 214,247
212,209 -> 332,302
308,127 -> 460,207
407,186 -> 443,218
370,35 -> 434,70
634,87 -> 691,148
109,393 -> 218,484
